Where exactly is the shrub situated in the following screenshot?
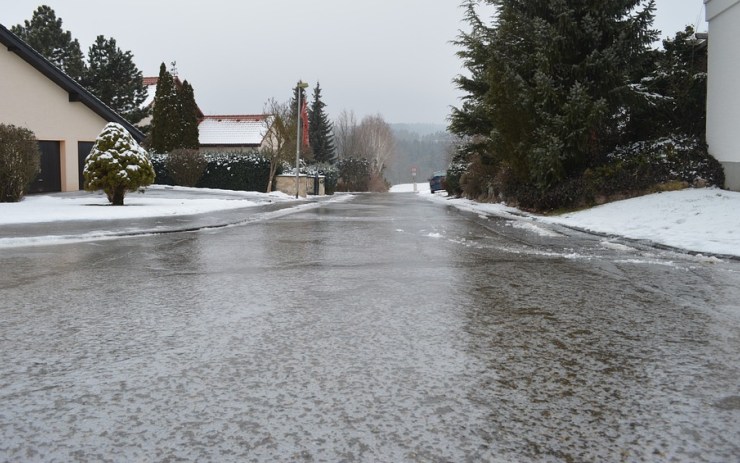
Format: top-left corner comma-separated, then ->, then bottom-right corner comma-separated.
336,157 -> 370,191
0,124 -> 40,202
148,153 -> 175,185
149,151 -> 274,192
83,122 -> 155,205
368,173 -> 390,192
197,151 -> 272,192
166,148 -> 207,187
445,158 -> 468,197
455,133 -> 726,212
597,134 -> 725,194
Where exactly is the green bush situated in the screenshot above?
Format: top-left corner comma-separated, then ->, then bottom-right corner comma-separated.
605,135 -> 724,188
150,151 -> 273,192
337,157 -> 370,191
84,122 -> 155,205
148,153 -> 175,185
166,148 -> 207,187
198,151 -> 272,192
445,159 -> 468,197
454,134 -> 726,212
0,124 -> 40,202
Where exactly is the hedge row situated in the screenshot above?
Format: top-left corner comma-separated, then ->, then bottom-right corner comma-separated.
150,151 -> 274,192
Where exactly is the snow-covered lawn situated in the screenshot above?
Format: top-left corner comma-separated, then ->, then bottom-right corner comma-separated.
540,188 -> 740,257
392,184 -> 740,258
0,185 -> 295,225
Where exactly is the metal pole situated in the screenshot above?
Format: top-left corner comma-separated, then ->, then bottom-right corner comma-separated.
295,84 -> 301,199
294,81 -> 309,199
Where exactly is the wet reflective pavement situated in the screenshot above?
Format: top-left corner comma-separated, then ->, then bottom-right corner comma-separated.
1,193 -> 739,462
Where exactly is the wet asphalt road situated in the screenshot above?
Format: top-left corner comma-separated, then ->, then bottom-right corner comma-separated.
1,193 -> 739,462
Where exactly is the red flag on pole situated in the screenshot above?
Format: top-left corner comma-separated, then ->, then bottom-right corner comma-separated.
301,99 -> 309,147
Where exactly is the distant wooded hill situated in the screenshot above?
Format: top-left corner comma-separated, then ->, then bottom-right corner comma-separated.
387,124 -> 453,185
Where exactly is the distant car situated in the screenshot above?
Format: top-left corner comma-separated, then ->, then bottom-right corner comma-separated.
429,172 -> 446,193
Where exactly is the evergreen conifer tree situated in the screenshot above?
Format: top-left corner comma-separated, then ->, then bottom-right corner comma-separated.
11,5 -> 86,81
178,80 -> 200,150
150,63 -> 180,153
453,0 -> 658,194
83,123 -> 155,205
632,26 -> 707,141
82,36 -> 148,125
308,82 -> 337,164
449,1 -> 494,141
288,85 -> 312,159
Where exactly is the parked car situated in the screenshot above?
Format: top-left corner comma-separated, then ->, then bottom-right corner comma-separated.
429,172 -> 446,193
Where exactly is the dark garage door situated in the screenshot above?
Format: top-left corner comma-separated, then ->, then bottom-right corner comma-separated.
28,141 -> 61,194
78,142 -> 95,189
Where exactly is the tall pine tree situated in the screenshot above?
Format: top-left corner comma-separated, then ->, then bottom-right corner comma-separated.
630,26 -> 707,141
453,0 -> 658,192
178,80 -> 200,150
289,85 -> 312,159
308,82 -> 337,164
150,63 -> 180,153
83,36 -> 148,124
449,0 -> 494,141
11,5 -> 86,81
150,64 -> 200,152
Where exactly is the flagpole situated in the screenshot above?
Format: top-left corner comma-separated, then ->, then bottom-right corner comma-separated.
295,81 -> 309,199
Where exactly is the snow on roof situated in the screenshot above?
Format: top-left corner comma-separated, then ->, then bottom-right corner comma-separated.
140,76 -> 202,117
198,115 -> 271,146
142,80 -> 157,108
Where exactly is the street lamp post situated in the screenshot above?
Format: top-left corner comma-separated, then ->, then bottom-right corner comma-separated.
295,80 -> 309,198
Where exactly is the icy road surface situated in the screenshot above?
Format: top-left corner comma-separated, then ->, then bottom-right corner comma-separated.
1,193 -> 739,462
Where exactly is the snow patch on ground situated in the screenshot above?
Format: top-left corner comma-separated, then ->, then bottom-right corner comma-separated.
389,183 -> 431,193
540,188 -> 740,257
0,186 -> 355,248
506,220 -> 561,237
417,187 -> 740,258
0,194 -> 257,224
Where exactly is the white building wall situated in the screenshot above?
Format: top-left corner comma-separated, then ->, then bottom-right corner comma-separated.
706,0 -> 740,190
0,49 -> 109,191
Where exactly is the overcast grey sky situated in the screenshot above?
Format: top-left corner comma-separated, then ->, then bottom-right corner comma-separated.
3,1 -> 707,125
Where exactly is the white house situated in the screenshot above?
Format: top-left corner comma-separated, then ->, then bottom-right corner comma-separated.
141,76 -> 272,152
705,0 -> 740,190
198,115 -> 271,152
0,23 -> 144,193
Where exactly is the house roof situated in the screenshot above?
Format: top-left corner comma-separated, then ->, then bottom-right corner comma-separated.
0,23 -> 145,142
142,75 -> 204,118
198,115 -> 271,146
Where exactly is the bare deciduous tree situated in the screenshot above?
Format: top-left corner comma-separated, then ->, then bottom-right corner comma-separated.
333,109 -> 359,160
355,114 -> 396,176
262,98 -> 296,192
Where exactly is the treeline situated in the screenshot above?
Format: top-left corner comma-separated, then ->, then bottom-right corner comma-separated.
386,127 -> 452,185
449,0 -> 723,211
